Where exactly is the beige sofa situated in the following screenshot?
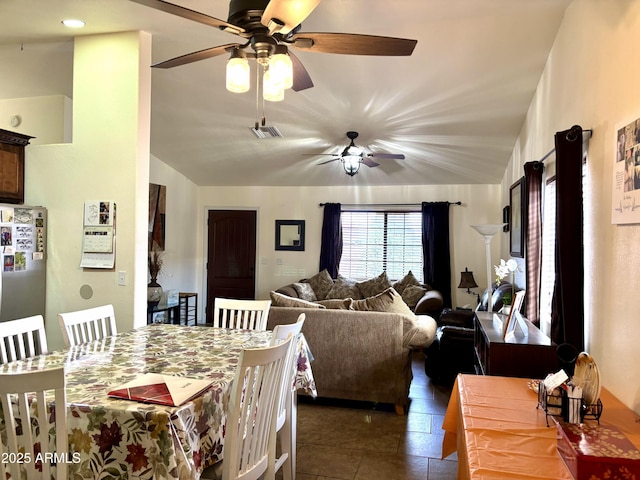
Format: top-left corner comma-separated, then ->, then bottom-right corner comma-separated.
267,305 -> 436,414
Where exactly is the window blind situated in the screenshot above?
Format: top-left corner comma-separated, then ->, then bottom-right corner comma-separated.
339,211 -> 423,282
539,178 -> 556,337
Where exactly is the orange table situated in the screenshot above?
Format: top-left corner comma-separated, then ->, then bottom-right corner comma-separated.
442,374 -> 640,480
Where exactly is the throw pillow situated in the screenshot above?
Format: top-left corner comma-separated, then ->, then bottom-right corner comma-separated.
293,282 -> 317,301
356,271 -> 391,298
305,269 -> 334,301
401,285 -> 427,309
325,275 -> 362,300
351,287 -> 414,317
392,270 -> 421,295
316,298 -> 354,310
269,291 -> 326,309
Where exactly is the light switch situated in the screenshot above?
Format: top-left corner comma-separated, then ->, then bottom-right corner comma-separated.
118,271 -> 126,286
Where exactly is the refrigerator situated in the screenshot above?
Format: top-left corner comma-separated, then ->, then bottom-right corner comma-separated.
0,203 -> 47,322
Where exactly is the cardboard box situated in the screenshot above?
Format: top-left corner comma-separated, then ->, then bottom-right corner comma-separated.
556,421 -> 640,479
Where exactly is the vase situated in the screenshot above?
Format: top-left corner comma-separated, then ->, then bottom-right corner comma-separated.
501,305 -> 511,315
147,279 -> 163,309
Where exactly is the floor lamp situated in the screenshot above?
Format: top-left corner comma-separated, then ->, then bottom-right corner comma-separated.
470,224 -> 505,312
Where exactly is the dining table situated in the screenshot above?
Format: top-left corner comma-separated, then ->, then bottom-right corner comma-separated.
0,324 -> 316,480
442,374 -> 640,480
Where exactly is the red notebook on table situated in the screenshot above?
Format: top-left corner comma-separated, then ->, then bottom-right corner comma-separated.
108,373 -> 213,407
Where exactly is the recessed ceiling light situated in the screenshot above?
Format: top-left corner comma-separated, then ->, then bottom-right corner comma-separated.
62,19 -> 86,28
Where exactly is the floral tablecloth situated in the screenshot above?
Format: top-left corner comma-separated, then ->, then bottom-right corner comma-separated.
0,324 -> 316,480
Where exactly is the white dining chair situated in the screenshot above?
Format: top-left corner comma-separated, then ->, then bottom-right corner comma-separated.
0,367 -> 68,480
202,336 -> 292,480
268,314 -> 306,480
212,298 -> 271,330
0,314 -> 48,364
57,304 -> 117,347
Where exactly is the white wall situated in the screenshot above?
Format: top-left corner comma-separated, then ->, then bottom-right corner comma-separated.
0,95 -> 71,144
20,32 -> 152,350
197,184 -> 503,313
149,155 -> 200,298
504,0 -> 640,412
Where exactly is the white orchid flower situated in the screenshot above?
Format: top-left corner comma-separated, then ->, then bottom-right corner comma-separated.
494,258 -> 519,284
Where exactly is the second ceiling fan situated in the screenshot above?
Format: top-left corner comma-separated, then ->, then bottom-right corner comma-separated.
131,0 -> 417,93
307,131 -> 406,176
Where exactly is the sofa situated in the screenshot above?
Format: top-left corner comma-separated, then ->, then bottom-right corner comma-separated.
267,270 -> 440,413
275,269 -> 445,317
267,306 -> 435,414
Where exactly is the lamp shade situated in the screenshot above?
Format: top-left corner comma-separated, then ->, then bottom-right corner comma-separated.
263,69 -> 285,101
342,156 -> 361,176
458,268 -> 478,289
269,46 -> 293,89
226,49 -> 250,93
470,224 -> 506,239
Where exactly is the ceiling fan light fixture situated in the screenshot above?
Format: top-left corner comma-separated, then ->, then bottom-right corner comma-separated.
270,46 -> 293,89
226,49 -> 250,93
342,156 -> 361,176
263,70 -> 285,102
346,145 -> 363,156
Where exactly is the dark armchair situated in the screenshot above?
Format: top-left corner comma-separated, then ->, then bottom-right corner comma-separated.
424,282 -> 513,384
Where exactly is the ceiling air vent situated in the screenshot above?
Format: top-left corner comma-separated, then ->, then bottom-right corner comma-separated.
250,125 -> 283,139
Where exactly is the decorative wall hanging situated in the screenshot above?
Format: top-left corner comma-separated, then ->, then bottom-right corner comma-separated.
612,115 -> 640,224
149,183 -> 166,251
275,220 -> 305,251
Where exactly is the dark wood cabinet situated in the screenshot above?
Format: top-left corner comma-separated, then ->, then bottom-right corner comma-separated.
0,129 -> 34,204
474,311 -> 558,379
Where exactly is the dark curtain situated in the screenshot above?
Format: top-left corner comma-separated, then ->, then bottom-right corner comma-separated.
422,202 -> 452,307
319,203 -> 342,278
524,161 -> 544,326
551,126 -> 584,352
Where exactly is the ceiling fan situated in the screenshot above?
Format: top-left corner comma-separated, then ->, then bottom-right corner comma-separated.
306,131 -> 406,176
130,0 -> 417,95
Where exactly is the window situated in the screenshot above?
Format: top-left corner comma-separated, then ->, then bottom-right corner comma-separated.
339,210 -> 423,281
539,177 -> 556,337
538,154 -> 588,338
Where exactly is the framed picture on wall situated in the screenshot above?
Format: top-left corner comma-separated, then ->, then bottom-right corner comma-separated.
509,178 -> 524,257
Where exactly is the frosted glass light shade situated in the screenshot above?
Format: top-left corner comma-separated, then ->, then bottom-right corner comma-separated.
470,224 -> 506,239
263,70 -> 284,101
342,156 -> 361,176
269,51 -> 293,89
226,56 -> 250,93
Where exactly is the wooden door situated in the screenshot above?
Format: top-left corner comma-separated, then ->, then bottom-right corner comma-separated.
206,210 -> 257,324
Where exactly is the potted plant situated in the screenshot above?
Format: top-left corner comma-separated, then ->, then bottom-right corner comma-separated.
148,248 -> 164,308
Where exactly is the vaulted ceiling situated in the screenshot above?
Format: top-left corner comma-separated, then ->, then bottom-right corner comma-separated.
0,0 -> 571,186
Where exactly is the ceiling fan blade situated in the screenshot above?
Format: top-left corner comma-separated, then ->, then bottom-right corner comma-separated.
318,158 -> 341,165
130,0 -> 244,34
261,0 -> 322,35
361,158 -> 380,168
368,153 -> 405,159
152,43 -> 241,69
290,32 -> 417,56
289,50 -> 314,91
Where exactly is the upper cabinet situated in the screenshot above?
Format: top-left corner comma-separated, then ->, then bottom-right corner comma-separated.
0,129 -> 34,204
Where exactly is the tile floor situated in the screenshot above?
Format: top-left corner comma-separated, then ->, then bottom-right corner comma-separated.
285,350 -> 459,480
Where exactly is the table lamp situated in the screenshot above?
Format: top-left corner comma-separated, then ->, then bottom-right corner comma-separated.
470,224 -> 506,312
458,267 -> 480,305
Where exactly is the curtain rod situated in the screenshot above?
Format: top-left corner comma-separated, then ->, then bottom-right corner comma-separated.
538,128 -> 593,164
318,201 -> 462,207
